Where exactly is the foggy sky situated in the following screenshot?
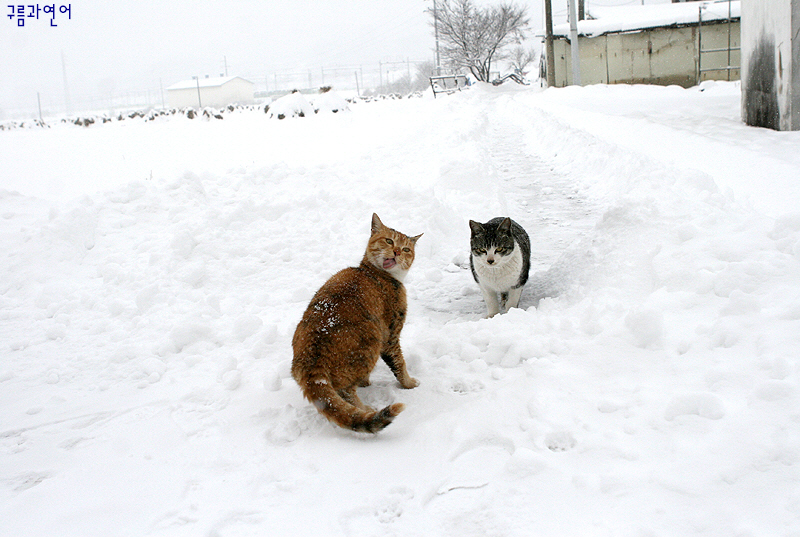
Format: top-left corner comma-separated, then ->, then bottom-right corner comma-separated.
1,0 -> 667,117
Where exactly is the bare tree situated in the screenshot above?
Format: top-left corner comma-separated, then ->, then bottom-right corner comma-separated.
409,61 -> 437,92
509,46 -> 538,77
429,0 -> 530,82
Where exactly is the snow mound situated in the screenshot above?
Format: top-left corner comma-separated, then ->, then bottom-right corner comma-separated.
266,91 -> 314,119
312,90 -> 349,114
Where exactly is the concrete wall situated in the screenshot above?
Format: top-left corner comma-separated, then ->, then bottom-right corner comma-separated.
554,20 -> 740,88
741,0 -> 800,130
168,88 -> 201,109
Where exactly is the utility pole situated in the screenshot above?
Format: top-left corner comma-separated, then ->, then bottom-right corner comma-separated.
61,50 -> 71,114
193,76 -> 202,108
578,0 -> 585,21
544,0 -> 556,87
568,0 -> 582,85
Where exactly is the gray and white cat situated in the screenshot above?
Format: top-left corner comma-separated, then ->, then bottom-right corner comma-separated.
469,217 -> 531,317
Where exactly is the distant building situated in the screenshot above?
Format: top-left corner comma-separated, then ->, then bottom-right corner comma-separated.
166,76 -> 255,109
547,1 -> 740,88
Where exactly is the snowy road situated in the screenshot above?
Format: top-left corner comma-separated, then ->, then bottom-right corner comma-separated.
487,119 -> 600,274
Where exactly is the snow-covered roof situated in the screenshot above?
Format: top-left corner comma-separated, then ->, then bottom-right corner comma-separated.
553,0 -> 739,38
166,76 -> 253,91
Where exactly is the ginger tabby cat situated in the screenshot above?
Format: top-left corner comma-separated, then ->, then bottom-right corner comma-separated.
292,214 -> 422,433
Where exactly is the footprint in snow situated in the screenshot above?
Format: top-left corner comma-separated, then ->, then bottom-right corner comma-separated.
339,486 -> 416,532
446,378 -> 486,395
6,471 -> 51,493
264,405 -> 321,444
545,430 -> 577,452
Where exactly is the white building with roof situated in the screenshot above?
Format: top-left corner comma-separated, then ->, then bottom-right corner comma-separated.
166,76 -> 255,109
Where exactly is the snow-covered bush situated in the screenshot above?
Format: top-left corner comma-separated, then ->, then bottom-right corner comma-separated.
311,89 -> 349,114
265,91 -> 315,120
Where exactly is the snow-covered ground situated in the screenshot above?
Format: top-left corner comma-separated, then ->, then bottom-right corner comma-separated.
1,81 -> 799,536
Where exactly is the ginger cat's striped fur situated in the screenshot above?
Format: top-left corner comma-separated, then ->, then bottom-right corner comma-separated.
292,214 -> 422,433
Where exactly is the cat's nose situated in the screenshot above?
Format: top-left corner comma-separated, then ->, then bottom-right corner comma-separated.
394,249 -> 401,256
487,258 -> 495,265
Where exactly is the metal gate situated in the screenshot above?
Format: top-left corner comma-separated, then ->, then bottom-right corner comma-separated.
698,0 -> 740,82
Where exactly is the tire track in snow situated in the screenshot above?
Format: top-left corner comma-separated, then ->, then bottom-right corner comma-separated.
485,116 -> 601,268
485,119 -> 602,305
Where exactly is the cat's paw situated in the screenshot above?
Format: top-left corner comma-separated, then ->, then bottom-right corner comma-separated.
400,377 -> 419,389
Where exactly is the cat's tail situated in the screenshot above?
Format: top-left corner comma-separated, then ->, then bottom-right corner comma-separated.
299,375 -> 405,434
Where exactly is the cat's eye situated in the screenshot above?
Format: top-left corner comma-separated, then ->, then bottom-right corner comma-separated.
402,248 -> 411,253
474,248 -> 486,255
496,247 -> 506,254
385,238 -> 394,245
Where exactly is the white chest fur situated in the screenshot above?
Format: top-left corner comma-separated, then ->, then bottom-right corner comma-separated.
472,241 -> 524,292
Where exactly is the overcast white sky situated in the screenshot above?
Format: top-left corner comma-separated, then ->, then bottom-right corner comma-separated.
1,0 -> 669,116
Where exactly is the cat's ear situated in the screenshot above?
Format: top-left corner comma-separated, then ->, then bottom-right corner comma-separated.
371,213 -> 384,235
469,220 -> 484,236
498,217 -> 512,233
410,233 -> 423,244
